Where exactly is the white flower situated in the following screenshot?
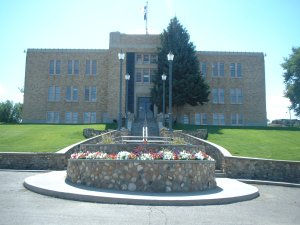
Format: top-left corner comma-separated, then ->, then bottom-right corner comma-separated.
179,150 -> 191,160
163,151 -> 174,160
195,151 -> 204,160
117,151 -> 131,160
139,153 -> 153,160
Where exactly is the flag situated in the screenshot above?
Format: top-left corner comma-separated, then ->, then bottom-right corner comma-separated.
144,2 -> 148,20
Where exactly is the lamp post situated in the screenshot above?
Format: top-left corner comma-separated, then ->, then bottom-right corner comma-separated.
118,51 -> 125,130
167,52 -> 174,131
161,73 -> 167,127
125,73 -> 130,128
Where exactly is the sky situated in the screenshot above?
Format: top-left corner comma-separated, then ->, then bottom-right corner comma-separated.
0,0 -> 299,121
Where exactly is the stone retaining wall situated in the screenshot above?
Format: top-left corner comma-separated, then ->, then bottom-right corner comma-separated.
67,159 -> 216,192
0,153 -> 66,170
225,156 -> 300,183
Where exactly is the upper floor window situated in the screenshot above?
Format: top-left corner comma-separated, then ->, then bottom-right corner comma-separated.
136,54 -> 142,64
136,53 -> 157,64
212,62 -> 224,77
230,88 -> 243,104
213,113 -> 225,125
200,62 -> 207,77
136,68 -> 153,84
49,60 -> 60,75
150,54 -> 158,64
84,86 -> 97,102
230,63 -> 242,78
48,86 -> 60,102
66,86 -> 78,102
68,60 -> 79,75
85,60 -> 97,75
212,88 -> 224,104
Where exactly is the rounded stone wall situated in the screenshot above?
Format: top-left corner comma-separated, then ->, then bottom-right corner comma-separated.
67,159 -> 216,193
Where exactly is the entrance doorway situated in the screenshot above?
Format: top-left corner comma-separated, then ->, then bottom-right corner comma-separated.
137,97 -> 153,119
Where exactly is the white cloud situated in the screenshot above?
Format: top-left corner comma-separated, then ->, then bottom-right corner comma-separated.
266,95 -> 295,121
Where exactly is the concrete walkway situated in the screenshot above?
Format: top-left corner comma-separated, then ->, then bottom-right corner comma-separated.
24,171 -> 259,206
0,170 -> 300,225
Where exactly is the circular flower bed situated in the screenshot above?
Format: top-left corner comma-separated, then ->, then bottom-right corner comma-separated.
67,148 -> 216,193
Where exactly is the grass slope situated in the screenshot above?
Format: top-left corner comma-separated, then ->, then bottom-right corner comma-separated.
0,124 -> 115,152
175,124 -> 300,161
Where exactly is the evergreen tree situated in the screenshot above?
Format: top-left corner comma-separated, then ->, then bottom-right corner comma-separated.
151,17 -> 210,112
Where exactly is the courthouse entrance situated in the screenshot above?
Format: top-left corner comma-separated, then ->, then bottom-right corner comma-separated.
137,97 -> 153,119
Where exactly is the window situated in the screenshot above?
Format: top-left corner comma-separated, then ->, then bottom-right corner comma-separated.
84,86 -> 97,102
143,54 -> 150,64
230,63 -> 242,78
212,88 -> 224,104
150,54 -> 158,64
136,54 -> 142,64
212,62 -> 224,77
85,60 -> 90,75
231,113 -> 243,125
74,60 -> 79,75
92,60 -> 97,75
213,113 -> 225,125
230,88 -> 243,104
195,113 -> 207,125
68,60 -> 73,75
65,112 -> 78,123
150,68 -> 157,82
67,60 -> 79,75
47,111 -> 59,123
84,112 -> 96,123
55,60 -> 61,74
183,115 -> 189,124
143,68 -> 150,83
200,62 -> 207,77
48,86 -> 60,102
49,60 -> 54,74
135,68 -> 142,83
66,86 -> 78,102
85,60 -> 97,75
49,60 -> 60,75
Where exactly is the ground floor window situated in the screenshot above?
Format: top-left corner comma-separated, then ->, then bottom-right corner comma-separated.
213,113 -> 225,125
231,113 -> 243,125
84,112 -> 96,123
46,111 -> 59,123
65,112 -> 78,123
195,113 -> 208,125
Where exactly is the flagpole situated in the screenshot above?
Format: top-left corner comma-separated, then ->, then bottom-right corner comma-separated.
144,1 -> 148,35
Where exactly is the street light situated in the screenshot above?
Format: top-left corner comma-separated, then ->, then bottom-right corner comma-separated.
118,51 -> 125,130
167,52 -> 174,131
125,73 -> 130,128
161,73 -> 167,127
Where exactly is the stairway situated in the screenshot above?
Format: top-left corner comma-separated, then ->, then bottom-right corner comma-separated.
131,118 -> 159,136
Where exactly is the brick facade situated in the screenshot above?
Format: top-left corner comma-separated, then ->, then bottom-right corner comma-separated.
23,32 -> 267,126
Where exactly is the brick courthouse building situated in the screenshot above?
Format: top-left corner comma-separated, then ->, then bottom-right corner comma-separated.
22,32 -> 267,126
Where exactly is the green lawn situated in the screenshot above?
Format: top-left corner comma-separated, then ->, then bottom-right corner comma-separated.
1,124 -> 300,161
0,124 -> 115,152
175,124 -> 300,161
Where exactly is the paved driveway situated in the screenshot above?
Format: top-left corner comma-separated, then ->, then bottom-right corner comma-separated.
0,170 -> 299,225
